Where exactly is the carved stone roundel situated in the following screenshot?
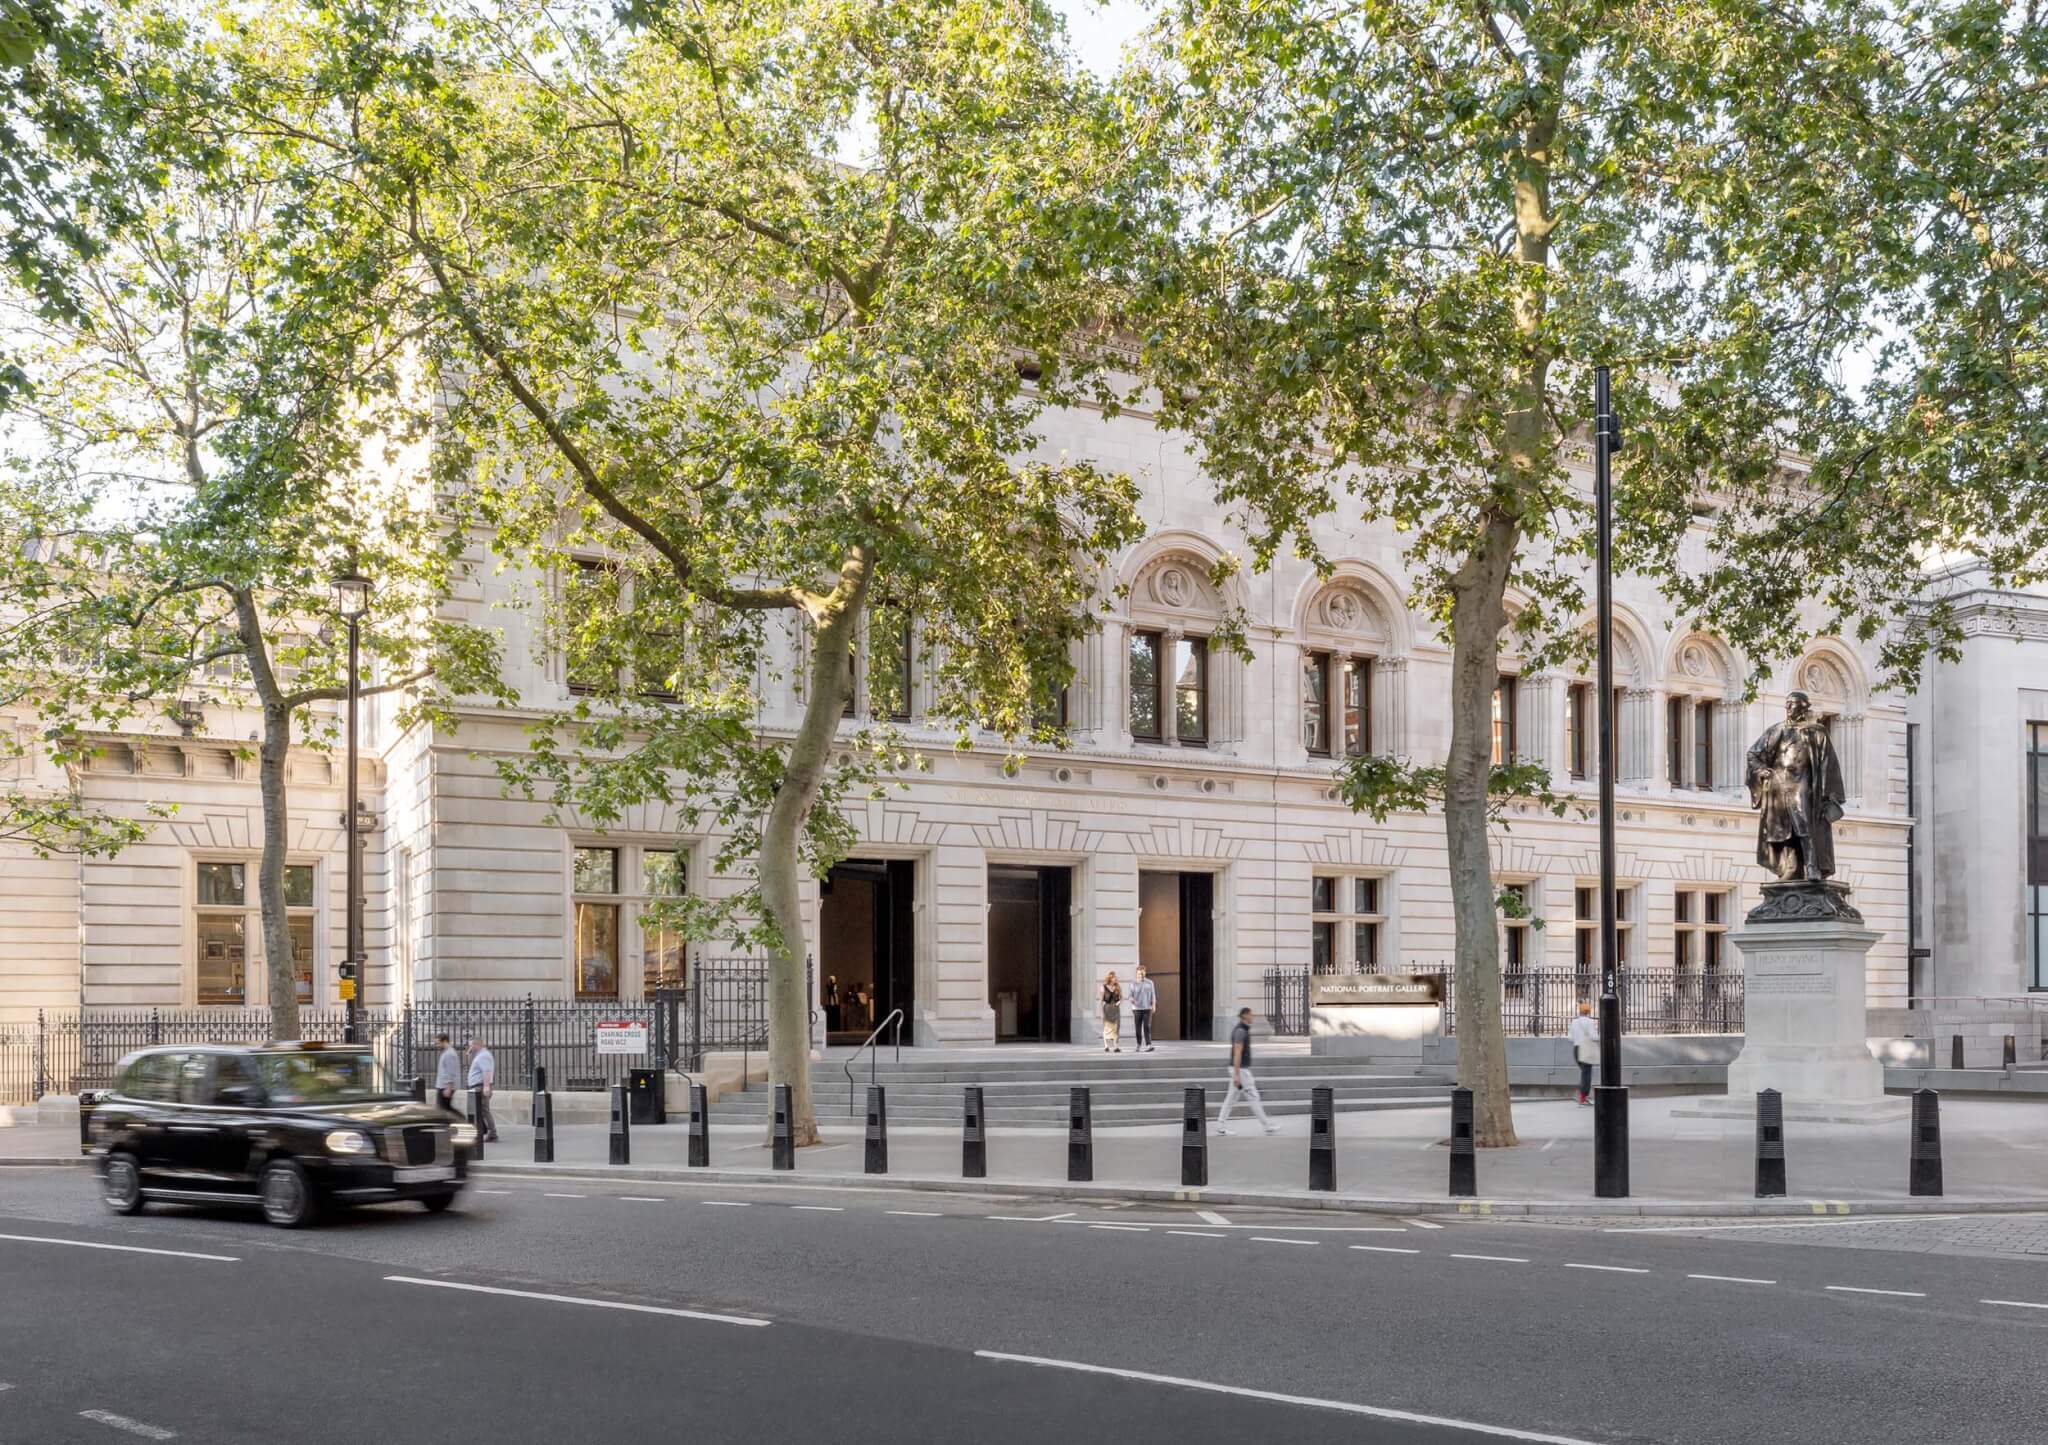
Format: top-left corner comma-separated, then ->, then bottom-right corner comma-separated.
1157,567 -> 1191,608
1802,661 -> 1838,696
1681,642 -> 1710,677
1324,591 -> 1362,631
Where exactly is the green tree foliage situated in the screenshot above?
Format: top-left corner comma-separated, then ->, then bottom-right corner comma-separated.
250,0 -> 1154,1139
1131,0 -> 2041,1144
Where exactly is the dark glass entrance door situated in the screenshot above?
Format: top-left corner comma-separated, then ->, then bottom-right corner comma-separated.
987,866 -> 1072,1041
1139,870 -> 1215,1041
820,859 -> 915,1043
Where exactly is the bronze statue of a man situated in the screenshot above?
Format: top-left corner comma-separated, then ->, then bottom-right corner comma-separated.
1745,690 -> 1846,881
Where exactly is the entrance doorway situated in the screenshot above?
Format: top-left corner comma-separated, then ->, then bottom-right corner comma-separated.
987,866 -> 1073,1042
820,859 -> 915,1045
1138,871 -> 1216,1041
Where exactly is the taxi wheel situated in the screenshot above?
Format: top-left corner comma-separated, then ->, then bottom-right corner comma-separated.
101,1152 -> 144,1215
419,1191 -> 458,1213
259,1159 -> 319,1229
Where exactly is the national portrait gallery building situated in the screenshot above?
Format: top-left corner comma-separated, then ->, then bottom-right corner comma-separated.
1,399 -> 2036,1047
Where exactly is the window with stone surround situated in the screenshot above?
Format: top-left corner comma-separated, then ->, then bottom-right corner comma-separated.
194,860 -> 316,1006
1573,883 -> 1635,975
1674,887 -> 1730,975
571,841 -> 693,1000
1492,675 -> 1518,765
1311,874 -> 1389,975
1500,880 -> 1537,990
1305,652 -> 1372,759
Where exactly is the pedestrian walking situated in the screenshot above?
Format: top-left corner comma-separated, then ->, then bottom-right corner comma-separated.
466,1035 -> 498,1141
1216,1006 -> 1277,1134
433,1033 -> 460,1111
1101,971 -> 1122,1053
1568,1001 -> 1598,1106
1129,964 -> 1157,1052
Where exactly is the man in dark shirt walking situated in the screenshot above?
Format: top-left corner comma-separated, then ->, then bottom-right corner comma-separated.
1216,1006 -> 1276,1134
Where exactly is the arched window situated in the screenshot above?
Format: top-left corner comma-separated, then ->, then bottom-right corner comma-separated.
1298,579 -> 1398,762
1791,647 -> 1866,804
1664,635 -> 1738,792
1123,546 -> 1243,749
1563,613 -> 1653,784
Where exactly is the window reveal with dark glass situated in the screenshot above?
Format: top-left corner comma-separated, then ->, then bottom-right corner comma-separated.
1173,636 -> 1208,744
1128,630 -> 1162,741
1492,675 -> 1518,765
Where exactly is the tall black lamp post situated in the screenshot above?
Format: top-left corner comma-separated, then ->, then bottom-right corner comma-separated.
1593,367 -> 1630,1198
332,568 -> 373,1045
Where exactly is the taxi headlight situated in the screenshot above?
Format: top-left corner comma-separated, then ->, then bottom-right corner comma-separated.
324,1129 -> 375,1156
449,1122 -> 478,1147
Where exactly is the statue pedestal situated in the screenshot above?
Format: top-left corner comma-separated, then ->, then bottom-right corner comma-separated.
1678,887 -> 1906,1124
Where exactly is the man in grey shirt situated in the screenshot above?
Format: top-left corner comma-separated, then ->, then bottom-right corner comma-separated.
466,1036 -> 498,1142
1129,965 -> 1158,1053
433,1034 -> 460,1111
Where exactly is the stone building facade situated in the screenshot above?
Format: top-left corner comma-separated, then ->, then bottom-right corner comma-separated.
1,396 -> 1939,1041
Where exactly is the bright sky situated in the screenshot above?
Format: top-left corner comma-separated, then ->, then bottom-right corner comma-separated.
1053,0 -> 1151,76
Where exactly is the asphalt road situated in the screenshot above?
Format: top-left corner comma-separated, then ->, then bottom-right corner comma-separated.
1,1167 -> 2044,1444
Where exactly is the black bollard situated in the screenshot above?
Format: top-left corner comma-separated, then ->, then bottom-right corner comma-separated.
608,1083 -> 631,1166
1181,1087 -> 1207,1188
688,1082 -> 709,1168
962,1086 -> 987,1179
536,1065 -> 549,1092
532,1086 -> 555,1164
1754,1088 -> 1786,1198
1951,1034 -> 1965,1070
1909,1088 -> 1942,1196
1067,1087 -> 1093,1183
865,1085 -> 889,1175
469,1087 -> 486,1161
408,1075 -> 426,1104
1593,1086 -> 1630,1198
1309,1086 -> 1336,1192
1448,1087 -> 1476,1198
771,1084 -> 795,1171
2005,1034 -> 2018,1069
78,1090 -> 98,1156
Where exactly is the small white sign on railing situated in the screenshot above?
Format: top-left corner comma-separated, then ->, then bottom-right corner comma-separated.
594,1020 -> 648,1056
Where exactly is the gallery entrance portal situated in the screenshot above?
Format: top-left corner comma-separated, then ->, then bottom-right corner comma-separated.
987,866 -> 1073,1042
820,859 -> 915,1045
1138,871 -> 1215,1041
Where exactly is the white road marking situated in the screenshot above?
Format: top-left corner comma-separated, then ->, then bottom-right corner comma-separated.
988,1213 -> 1072,1222
1826,1286 -> 1925,1298
1540,1137 -> 1561,1152
887,1210 -> 942,1217
1982,1299 -> 2048,1311
475,1188 -> 514,1195
1350,1245 -> 1422,1255
1451,1253 -> 1529,1264
1252,1236 -> 1317,1246
384,1276 -> 770,1327
0,1233 -> 236,1263
1168,1230 -> 1225,1238
78,1411 -> 176,1440
976,1352 -> 1610,1444
542,1193 -> 586,1200
1688,1274 -> 1776,1286
790,1205 -> 844,1212
1565,1263 -> 1649,1275
701,1201 -> 750,1208
1407,1219 -> 1444,1230
0,1382 -> 12,1392
1609,1216 -> 1963,1234
1196,1209 -> 1232,1226
617,1197 -> 666,1203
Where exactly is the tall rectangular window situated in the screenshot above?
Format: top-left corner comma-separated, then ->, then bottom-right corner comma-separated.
1304,652 -> 1331,757
2031,724 -> 2048,989
1667,696 -> 1685,785
1574,884 -> 1634,976
1675,887 -> 1731,974
871,606 -> 914,721
1311,874 -> 1389,974
640,850 -> 687,994
1501,881 -> 1534,988
1566,683 -> 1590,780
572,846 -> 621,999
1128,631 -> 1162,741
194,860 -> 316,1006
1342,657 -> 1372,757
565,559 -> 621,697
1173,636 -> 1208,745
1492,675 -> 1518,765
1694,700 -> 1716,790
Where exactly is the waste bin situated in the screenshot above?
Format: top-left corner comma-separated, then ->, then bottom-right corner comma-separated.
627,1068 -> 666,1125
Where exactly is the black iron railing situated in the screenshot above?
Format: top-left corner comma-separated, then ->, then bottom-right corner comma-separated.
1263,966 -> 1745,1038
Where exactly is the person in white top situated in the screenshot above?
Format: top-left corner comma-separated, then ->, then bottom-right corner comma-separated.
465,1037 -> 498,1141
1567,1002 -> 1598,1107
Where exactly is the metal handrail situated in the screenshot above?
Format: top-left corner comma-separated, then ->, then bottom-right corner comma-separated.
844,1008 -> 905,1112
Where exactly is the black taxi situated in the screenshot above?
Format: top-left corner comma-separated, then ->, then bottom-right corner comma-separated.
89,1041 -> 475,1228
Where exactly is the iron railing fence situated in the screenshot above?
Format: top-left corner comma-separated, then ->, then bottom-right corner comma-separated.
1264,966 -> 1745,1039
1,959 -> 792,1104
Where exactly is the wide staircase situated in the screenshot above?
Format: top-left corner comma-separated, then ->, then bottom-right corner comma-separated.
708,1044 -> 1453,1128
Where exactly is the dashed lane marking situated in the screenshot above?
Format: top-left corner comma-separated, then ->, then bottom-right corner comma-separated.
1982,1299 -> 2048,1311
79,1410 -> 177,1440
1168,1230 -> 1225,1238
617,1197 -> 666,1203
475,1189 -> 514,1195
975,1352 -> 1610,1444
1688,1274 -> 1776,1286
1089,1224 -> 1150,1232
886,1210 -> 941,1217
1451,1254 -> 1529,1264
384,1276 -> 770,1327
1349,1245 -> 1421,1255
1564,1263 -> 1648,1274
1252,1236 -> 1317,1246
0,1233 -> 236,1263
790,1205 -> 844,1212
542,1193 -> 586,1200
1826,1285 -> 1926,1298
701,1201 -> 750,1208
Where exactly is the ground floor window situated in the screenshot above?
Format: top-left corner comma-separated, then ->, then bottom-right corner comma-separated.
1311,874 -> 1388,974
1674,887 -> 1730,974
572,842 -> 689,1000
1573,883 -> 1634,975
195,860 -> 316,1006
1500,881 -> 1536,990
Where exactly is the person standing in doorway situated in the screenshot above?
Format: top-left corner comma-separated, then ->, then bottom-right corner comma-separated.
1101,971 -> 1122,1053
1217,1006 -> 1277,1134
1568,1001 -> 1598,1106
433,1033 -> 460,1111
466,1035 -> 498,1142
1129,964 -> 1157,1053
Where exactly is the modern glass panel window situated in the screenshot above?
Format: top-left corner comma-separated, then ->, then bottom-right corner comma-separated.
1566,683 -> 1590,780
1492,675 -> 1518,765
1311,874 -> 1389,974
1304,652 -> 1331,756
1341,657 -> 1372,757
195,860 -> 316,1005
1128,630 -> 1162,741
1173,636 -> 1208,745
